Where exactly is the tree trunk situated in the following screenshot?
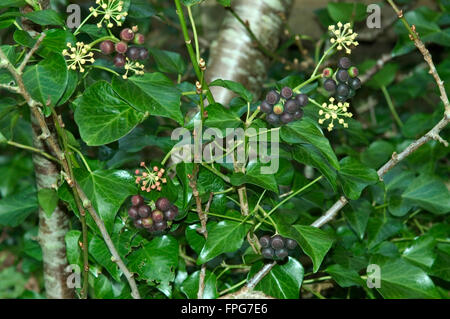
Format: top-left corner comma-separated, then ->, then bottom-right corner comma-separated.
205,0 -> 293,105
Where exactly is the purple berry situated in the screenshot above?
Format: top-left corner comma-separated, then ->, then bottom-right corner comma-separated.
296,94 -> 309,107
260,100 -> 273,114
265,90 -> 280,105
127,47 -> 140,61
156,197 -> 171,212
131,195 -> 144,207
259,235 -> 271,248
338,56 -> 352,69
164,206 -> 179,221
280,86 -> 293,99
138,47 -> 148,60
285,99 -> 299,114
270,235 -> 284,249
128,207 -> 139,219
138,205 -> 151,218
133,33 -> 145,45
113,54 -> 126,68
155,220 -> 167,231
151,210 -> 164,223
120,28 -> 134,42
100,40 -> 114,55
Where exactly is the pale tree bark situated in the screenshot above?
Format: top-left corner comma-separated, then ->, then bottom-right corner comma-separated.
205,0 -> 293,105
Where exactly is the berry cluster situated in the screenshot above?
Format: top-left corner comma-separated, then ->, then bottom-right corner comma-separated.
128,195 -> 179,233
260,87 -> 307,126
322,57 -> 361,102
259,234 -> 297,260
99,26 -> 147,79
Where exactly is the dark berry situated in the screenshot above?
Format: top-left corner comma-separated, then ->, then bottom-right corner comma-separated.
336,69 -> 349,83
296,94 -> 309,107
285,99 -> 299,114
259,235 -> 271,248
336,95 -> 347,102
280,112 -> 293,124
348,77 -> 361,90
270,235 -> 284,250
141,217 -> 154,229
273,103 -> 284,115
267,113 -> 279,125
120,28 -> 134,42
164,206 -> 178,221
156,197 -> 171,212
134,219 -> 143,229
322,67 -> 333,78
285,238 -> 297,250
324,78 -> 337,92
348,88 -> 356,98
155,220 -> 167,231
338,56 -> 352,69
133,33 -> 145,45
265,90 -> 280,105
151,209 -> 164,223
261,247 -> 275,259
131,195 -> 144,207
293,109 -> 304,120
138,47 -> 149,60
337,83 -> 350,97
138,205 -> 151,218
275,248 -> 289,260
348,66 -> 359,78
127,47 -> 140,61
113,54 -> 126,68
100,40 -> 115,55
128,207 -> 139,219
280,86 -> 293,99
115,41 -> 128,54
260,100 -> 273,114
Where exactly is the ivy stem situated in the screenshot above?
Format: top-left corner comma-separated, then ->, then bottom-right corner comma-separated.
73,11 -> 94,36
68,144 -> 92,173
5,140 -> 59,163
201,162 -> 231,183
381,85 -> 403,128
218,279 -> 247,296
88,35 -> 119,48
186,5 -> 200,63
293,74 -> 322,94
311,43 -> 336,78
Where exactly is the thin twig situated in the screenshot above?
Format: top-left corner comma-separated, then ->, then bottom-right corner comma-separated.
18,33 -> 46,74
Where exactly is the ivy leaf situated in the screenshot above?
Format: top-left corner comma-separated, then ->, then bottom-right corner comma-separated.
75,169 -> 136,233
248,257 -> 304,299
209,79 -> 253,102
0,1 -> 26,9
148,48 -> 186,74
23,53 -> 68,107
402,235 -> 436,269
216,0 -> 231,6
327,2 -> 367,22
281,118 -> 339,170
338,156 -> 378,200
185,224 -> 206,255
204,103 -> 242,131
89,236 -> 121,282
181,270 -> 218,299
402,174 -> 450,215
37,188 -> 58,217
230,161 -> 279,194
326,264 -> 364,287
24,9 -> 64,26
367,217 -> 403,250
74,81 -> 144,146
176,163 -> 194,214
361,141 -> 395,169
197,221 -> 251,264
343,199 -> 373,240
366,63 -> 399,89
128,235 -> 179,296
0,189 -> 37,227
65,230 -> 82,267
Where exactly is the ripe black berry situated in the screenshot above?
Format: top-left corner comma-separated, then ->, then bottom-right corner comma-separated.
337,83 -> 350,97
348,77 -> 361,90
131,195 -> 144,207
348,66 -> 359,78
120,28 -> 134,42
280,86 -> 293,99
127,47 -> 140,61
115,41 -> 128,54
285,238 -> 297,250
155,220 -> 167,231
156,197 -> 171,212
141,217 -> 154,229
265,90 -> 280,105
260,100 -> 273,114
336,95 -> 347,102
270,235 -> 284,250
151,209 -> 164,223
113,54 -> 126,68
261,247 -> 275,259
138,205 -> 151,218
324,78 -> 337,92
259,235 -> 271,248
134,33 -> 145,45
138,47 -> 149,60
275,248 -> 289,260
267,113 -> 279,125
280,112 -> 293,124
348,88 -> 356,98
336,69 -> 349,83
164,206 -> 178,221
293,109 -> 304,120
128,207 -> 139,219
100,40 -> 115,55
338,56 -> 352,69
285,99 -> 299,114
296,94 -> 309,107
134,219 -> 143,228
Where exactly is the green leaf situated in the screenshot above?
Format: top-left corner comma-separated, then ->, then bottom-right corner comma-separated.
40,29 -> 77,58
367,217 -> 403,250
128,235 -> 179,295
128,0 -> 156,18
230,161 -> 279,194
181,0 -> 205,5
181,270 -> 218,299
281,118 -> 339,170
75,169 -> 136,232
402,174 -> 450,215
366,63 -> 399,89
197,221 -> 251,264
75,81 -> 144,146
185,224 -> 206,255
0,267 -> 26,298
176,163 -> 193,214
0,189 -> 38,227
430,251 -> 450,281
373,257 -> 440,298
361,141 -> 395,169
344,199 -> 373,240
326,264 -> 364,287
204,103 -> 242,131
0,132 -> 6,144
327,3 -> 367,22
248,257 -> 304,299
402,235 -> 436,269
37,188 -> 58,217
216,0 -> 231,6
23,53 -> 68,106
89,236 -> 121,281
24,9 -> 64,26
65,230 -> 82,266
0,0 -> 26,9
209,79 -> 253,102
148,48 -> 186,74
338,157 -> 378,200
